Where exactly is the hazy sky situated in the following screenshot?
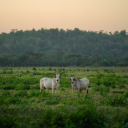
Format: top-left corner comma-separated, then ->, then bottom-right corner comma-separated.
0,0 -> 128,33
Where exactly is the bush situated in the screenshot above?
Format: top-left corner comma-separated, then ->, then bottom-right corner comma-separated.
0,97 -> 4,105
124,91 -> 128,98
93,86 -> 110,95
118,84 -> 125,89
111,84 -> 116,88
1,69 -> 13,74
59,78 -> 71,88
29,90 -> 40,97
20,70 -> 30,74
39,106 -> 106,128
100,95 -> 127,106
102,78 -> 113,86
0,115 -> 16,128
33,71 -> 41,75
49,67 -> 52,71
31,84 -> 40,89
33,67 -> 36,70
95,79 -> 101,86
16,83 -> 30,90
3,84 -> 16,90
74,98 -> 94,105
39,91 -> 50,97
15,90 -> 27,97
93,85 -> 100,91
5,97 -> 22,104
45,72 -> 54,77
43,98 -> 59,105
96,73 -> 105,79
2,90 -> 11,96
22,78 -> 39,85
104,86 -> 110,93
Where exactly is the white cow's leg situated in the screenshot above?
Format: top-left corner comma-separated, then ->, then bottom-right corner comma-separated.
72,88 -> 74,94
40,82 -> 43,93
85,87 -> 88,94
55,87 -> 58,94
78,88 -> 80,93
52,87 -> 54,94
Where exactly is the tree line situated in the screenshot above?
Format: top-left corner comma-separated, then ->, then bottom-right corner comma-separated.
0,28 -> 128,66
0,51 -> 128,67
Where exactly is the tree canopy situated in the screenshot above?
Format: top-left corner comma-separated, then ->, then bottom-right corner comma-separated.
0,28 -> 128,66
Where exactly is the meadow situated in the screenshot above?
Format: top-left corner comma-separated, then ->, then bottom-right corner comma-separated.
0,66 -> 128,128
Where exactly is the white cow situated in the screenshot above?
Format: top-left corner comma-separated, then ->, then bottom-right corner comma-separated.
69,77 -> 89,94
40,74 -> 61,94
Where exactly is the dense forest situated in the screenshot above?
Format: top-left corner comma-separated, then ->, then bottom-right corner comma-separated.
0,28 -> 128,67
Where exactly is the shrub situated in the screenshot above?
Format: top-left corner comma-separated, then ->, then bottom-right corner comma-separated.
3,84 -> 16,90
6,70 -> 13,74
118,84 -> 125,89
111,84 -> 116,88
2,90 -> 11,96
39,91 -> 50,97
29,90 -> 40,97
15,90 -> 27,97
22,78 -> 39,85
60,87 -> 65,91
45,72 -> 54,77
123,75 -> 128,78
16,83 -> 30,90
100,95 -> 127,106
99,86 -> 110,96
49,67 -> 52,71
74,98 -> 94,105
102,78 -> 112,86
59,78 -> 71,88
95,79 -> 101,86
104,86 -> 110,93
58,71 -> 67,77
124,91 -> 128,98
33,71 -> 41,75
33,67 -> 36,70
0,97 -> 4,105
0,115 -> 16,128
96,73 -> 104,79
5,97 -> 22,104
31,84 -> 40,89
92,85 -> 100,91
99,87 -> 104,95
24,70 -> 30,74
1,69 -> 6,74
43,98 -> 59,105
39,106 -> 106,128
20,70 -> 30,74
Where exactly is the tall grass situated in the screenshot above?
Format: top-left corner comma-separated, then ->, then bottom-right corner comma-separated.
0,67 -> 128,127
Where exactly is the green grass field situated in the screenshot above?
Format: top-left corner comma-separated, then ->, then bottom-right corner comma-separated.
0,66 -> 128,128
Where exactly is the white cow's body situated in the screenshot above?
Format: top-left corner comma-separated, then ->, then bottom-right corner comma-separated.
69,77 -> 89,94
40,74 -> 61,94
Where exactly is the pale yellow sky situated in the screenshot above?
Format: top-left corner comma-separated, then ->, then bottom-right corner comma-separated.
0,0 -> 128,33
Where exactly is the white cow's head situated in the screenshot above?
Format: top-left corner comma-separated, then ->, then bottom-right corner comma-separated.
69,77 -> 77,84
54,74 -> 61,82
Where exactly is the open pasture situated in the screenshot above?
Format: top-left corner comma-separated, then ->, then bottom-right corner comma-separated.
0,66 -> 128,128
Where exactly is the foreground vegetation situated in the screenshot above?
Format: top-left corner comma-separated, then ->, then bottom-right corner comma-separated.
0,67 -> 128,128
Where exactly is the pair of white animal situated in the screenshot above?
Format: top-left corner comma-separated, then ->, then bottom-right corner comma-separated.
40,74 -> 89,94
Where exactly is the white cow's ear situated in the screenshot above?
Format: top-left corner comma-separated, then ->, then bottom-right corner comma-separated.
74,77 -> 77,81
69,78 -> 71,82
54,73 -> 56,78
